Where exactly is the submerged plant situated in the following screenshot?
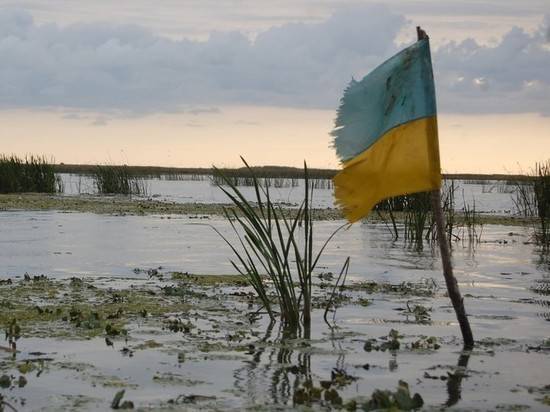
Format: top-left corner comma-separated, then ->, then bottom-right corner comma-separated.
213,158 -> 344,334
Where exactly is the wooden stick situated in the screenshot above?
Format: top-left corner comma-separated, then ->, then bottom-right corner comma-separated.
431,190 -> 474,349
417,25 -> 474,349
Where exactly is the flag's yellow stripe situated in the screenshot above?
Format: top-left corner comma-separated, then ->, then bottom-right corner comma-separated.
334,116 -> 441,222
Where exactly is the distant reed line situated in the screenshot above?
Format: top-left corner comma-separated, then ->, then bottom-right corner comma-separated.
53,163 -> 531,182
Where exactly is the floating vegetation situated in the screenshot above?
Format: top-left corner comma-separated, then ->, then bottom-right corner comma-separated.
404,302 -> 432,324
410,335 -> 440,350
347,278 -> 439,297
363,329 -> 402,352
0,269 -> 548,410
0,154 -> 62,194
362,380 -> 424,411
93,165 -> 148,196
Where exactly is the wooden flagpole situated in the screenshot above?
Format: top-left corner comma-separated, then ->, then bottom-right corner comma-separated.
417,26 -> 474,349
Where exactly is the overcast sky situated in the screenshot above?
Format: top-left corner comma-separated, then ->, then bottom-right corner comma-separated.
0,1 -> 548,172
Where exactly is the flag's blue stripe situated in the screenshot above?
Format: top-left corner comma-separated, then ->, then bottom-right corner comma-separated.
332,39 -> 436,163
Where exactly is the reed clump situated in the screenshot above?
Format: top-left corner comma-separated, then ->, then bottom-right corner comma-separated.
374,182 -> 458,250
512,180 -> 536,217
533,161 -> 550,247
511,161 -> 550,247
0,154 -> 62,194
461,195 -> 483,244
93,165 -> 147,195
213,158 -> 343,334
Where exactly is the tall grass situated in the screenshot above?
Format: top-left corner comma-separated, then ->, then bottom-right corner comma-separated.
374,181 -> 483,250
534,161 -> 550,247
0,154 -> 62,193
93,165 -> 147,195
512,180 -> 536,217
461,196 -> 483,244
511,161 -> 550,247
211,174 -> 332,189
213,158 -> 344,334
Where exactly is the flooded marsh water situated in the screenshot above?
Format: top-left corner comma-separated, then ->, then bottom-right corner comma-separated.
59,173 -> 520,214
0,199 -> 549,410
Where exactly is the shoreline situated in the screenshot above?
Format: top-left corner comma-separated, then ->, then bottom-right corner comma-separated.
0,192 -> 538,226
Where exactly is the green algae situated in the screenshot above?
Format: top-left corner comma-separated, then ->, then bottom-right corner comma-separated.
171,272 -> 249,286
345,278 -> 438,297
0,277 -> 191,339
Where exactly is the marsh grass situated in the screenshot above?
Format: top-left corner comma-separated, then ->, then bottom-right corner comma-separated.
513,180 -> 536,217
213,158 -> 344,333
511,161 -> 550,247
375,183 -> 466,249
462,195 -> 483,244
533,161 -> 550,247
93,165 -> 148,195
211,174 -> 332,189
0,154 -> 62,194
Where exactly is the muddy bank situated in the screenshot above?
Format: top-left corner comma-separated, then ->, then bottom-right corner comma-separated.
0,193 -> 343,220
0,193 -> 537,226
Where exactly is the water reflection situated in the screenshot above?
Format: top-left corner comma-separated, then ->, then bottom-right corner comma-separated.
534,246 -> 550,274
445,351 -> 471,407
233,321 -> 313,407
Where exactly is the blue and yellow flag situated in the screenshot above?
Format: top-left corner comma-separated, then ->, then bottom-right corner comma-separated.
331,38 -> 441,222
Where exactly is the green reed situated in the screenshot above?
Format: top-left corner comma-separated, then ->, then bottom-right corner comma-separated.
213,158 -> 343,333
462,195 -> 483,244
0,154 -> 62,194
93,165 -> 147,195
375,181 -> 457,250
534,161 -> 550,247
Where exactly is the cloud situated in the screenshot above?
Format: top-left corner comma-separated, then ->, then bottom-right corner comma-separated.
187,107 -> 221,115
433,21 -> 550,114
0,7 -> 549,115
90,116 -> 109,126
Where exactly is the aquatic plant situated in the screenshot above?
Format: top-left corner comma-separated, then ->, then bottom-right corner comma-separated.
323,257 -> 350,326
375,191 -> 433,249
374,181 -> 459,249
461,194 -> 484,244
111,390 -> 134,410
0,154 -> 62,194
512,179 -> 536,217
533,161 -> 550,247
213,158 -> 344,334
512,161 -> 550,247
362,380 -> 424,411
93,165 -> 147,195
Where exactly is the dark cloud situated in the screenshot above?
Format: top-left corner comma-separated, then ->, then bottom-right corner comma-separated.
0,7 -> 548,115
